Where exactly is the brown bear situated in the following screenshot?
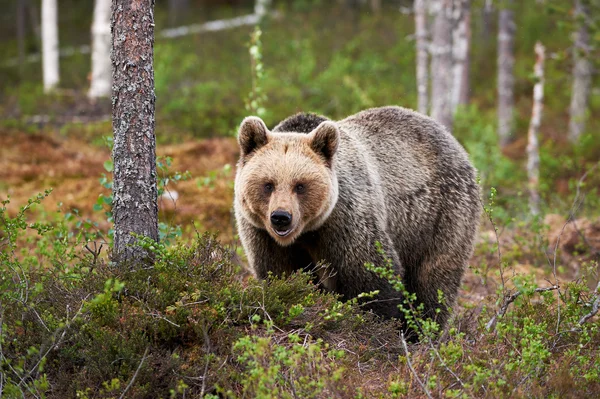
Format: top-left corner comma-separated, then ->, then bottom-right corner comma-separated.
234,106 -> 480,332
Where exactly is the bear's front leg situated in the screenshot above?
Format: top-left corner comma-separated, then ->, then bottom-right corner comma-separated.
314,226 -> 405,320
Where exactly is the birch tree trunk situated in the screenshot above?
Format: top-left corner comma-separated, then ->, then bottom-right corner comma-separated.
497,0 -> 515,147
111,0 -> 158,264
89,0 -> 112,99
414,0 -> 429,115
430,0 -> 454,131
452,0 -> 471,110
568,0 -> 592,143
254,0 -> 271,17
41,0 -> 59,92
527,42 -> 545,217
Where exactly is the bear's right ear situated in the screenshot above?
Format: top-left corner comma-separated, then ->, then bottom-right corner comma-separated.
238,117 -> 269,159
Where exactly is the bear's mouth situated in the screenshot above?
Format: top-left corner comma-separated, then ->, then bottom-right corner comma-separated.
272,228 -> 293,237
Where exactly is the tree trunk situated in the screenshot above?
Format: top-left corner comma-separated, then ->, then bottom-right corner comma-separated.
497,0 -> 515,147
451,0 -> 471,110
568,0 -> 592,143
481,0 -> 493,42
254,0 -> 271,17
527,42 -> 545,217
370,0 -> 382,13
111,0 -> 159,265
89,0 -> 112,99
17,0 -> 26,68
168,0 -> 189,27
430,0 -> 454,131
41,0 -> 59,92
26,0 -> 41,43
414,0 -> 429,115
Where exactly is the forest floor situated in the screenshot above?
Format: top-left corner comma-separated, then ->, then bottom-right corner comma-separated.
2,128 -> 598,308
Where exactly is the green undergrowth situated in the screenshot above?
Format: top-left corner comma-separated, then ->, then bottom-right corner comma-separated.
1,193 -> 600,398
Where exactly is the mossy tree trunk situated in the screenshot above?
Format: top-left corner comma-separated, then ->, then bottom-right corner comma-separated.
111,0 -> 158,265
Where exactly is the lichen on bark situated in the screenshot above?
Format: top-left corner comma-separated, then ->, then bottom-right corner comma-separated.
111,0 -> 158,265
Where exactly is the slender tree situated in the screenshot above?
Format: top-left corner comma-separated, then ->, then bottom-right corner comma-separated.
41,0 -> 59,92
17,0 -> 26,68
254,0 -> 271,17
430,0 -> 454,130
497,0 -> 515,147
168,0 -> 189,26
414,0 -> 429,115
89,0 -> 112,99
527,42 -> 545,217
451,0 -> 471,110
568,0 -> 592,143
111,0 -> 159,264
371,0 -> 382,13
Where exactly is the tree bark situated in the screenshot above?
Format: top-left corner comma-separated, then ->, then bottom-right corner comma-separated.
430,0 -> 454,131
497,0 -> 515,147
527,42 -> 545,217
41,0 -> 59,92
452,0 -> 471,110
89,0 -> 112,99
414,0 -> 429,115
111,0 -> 159,264
568,0 -> 592,143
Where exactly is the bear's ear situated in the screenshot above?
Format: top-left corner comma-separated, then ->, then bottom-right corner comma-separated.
309,121 -> 339,167
238,117 -> 269,158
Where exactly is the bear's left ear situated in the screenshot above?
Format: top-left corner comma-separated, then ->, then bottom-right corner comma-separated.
238,116 -> 269,159
309,121 -> 339,168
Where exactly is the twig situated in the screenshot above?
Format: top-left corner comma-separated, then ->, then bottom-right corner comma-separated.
424,337 -> 467,392
400,331 -> 433,399
119,346 -> 150,399
578,281 -> 600,326
548,162 -> 598,333
486,285 -> 559,331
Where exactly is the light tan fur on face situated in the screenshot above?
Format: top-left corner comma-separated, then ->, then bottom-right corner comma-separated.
235,129 -> 338,246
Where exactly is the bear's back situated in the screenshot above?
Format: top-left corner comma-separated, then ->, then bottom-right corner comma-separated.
272,113 -> 329,134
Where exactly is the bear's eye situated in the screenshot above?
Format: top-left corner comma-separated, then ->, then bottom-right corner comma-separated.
295,184 -> 306,194
264,183 -> 274,194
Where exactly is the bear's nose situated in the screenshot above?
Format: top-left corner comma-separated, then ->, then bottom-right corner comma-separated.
270,210 -> 292,230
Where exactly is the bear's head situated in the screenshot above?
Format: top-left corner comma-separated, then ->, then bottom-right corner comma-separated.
234,116 -> 339,246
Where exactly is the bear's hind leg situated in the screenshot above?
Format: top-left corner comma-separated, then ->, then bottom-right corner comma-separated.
404,252 -> 467,336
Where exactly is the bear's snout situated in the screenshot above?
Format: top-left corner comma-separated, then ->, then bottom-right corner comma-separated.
270,210 -> 292,234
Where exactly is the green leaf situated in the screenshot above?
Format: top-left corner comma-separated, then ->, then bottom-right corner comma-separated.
103,160 -> 114,172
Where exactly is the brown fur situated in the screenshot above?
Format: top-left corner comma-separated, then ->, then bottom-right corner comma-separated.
234,106 -> 481,334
